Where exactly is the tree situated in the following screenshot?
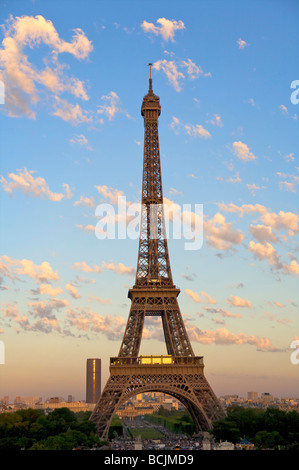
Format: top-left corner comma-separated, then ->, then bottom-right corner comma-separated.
157,405 -> 170,417
254,430 -> 285,449
211,419 -> 240,443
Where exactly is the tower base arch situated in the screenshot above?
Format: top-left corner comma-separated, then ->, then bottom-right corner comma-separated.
90,356 -> 225,440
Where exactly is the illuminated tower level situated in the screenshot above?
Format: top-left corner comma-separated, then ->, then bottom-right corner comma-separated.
90,65 -> 225,439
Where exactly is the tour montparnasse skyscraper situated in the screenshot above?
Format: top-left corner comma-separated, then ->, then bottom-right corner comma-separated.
90,65 -> 225,439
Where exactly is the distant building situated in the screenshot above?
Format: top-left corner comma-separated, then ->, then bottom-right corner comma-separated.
217,441 -> 235,451
248,391 -> 258,401
86,358 -> 101,404
117,401 -> 156,418
24,396 -> 41,405
2,396 -> 9,405
35,401 -> 95,412
49,397 -> 60,404
14,396 -> 24,404
261,392 -> 274,402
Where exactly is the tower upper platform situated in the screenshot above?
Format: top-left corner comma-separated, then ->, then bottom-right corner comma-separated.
141,63 -> 161,117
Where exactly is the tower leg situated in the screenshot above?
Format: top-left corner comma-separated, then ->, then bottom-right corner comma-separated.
90,375 -> 128,440
118,303 -> 145,357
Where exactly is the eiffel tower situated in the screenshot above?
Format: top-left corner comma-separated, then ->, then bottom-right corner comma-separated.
90,65 -> 225,439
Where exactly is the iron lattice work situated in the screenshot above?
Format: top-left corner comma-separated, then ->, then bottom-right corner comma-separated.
90,66 -> 225,439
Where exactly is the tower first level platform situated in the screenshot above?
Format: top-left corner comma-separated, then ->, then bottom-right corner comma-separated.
91,355 -> 224,440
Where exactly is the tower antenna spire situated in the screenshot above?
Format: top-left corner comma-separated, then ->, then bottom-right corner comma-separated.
148,62 -> 153,91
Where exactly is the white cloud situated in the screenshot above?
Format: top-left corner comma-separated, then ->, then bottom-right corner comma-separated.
34,283 -> 63,297
72,261 -> 102,273
170,116 -> 181,133
263,310 -> 292,326
51,97 -> 91,125
66,307 -> 126,340
219,202 -> 299,244
65,282 -> 80,299
248,240 -> 281,269
17,259 -> 59,283
185,123 -> 211,139
259,210 -> 299,235
279,181 -> 296,193
181,58 -> 211,79
63,184 -> 73,199
94,185 -> 124,204
141,18 -> 185,42
227,173 -> 241,184
187,326 -> 280,351
247,241 -> 299,277
218,203 -> 299,236
215,202 -> 299,276
207,114 -> 223,127
170,116 -> 211,139
184,289 -> 216,305
0,167 -> 72,201
249,224 -> 278,245
0,14 -> 92,118
226,295 -> 252,308
237,38 -> 248,49
102,261 -> 135,276
2,301 -> 64,333
69,134 -> 93,150
184,288 -> 201,303
97,91 -> 130,120
279,104 -> 297,120
283,258 -> 299,276
169,187 -> 183,196
204,212 -> 245,251
246,183 -> 261,196
72,260 -> 135,276
88,295 -> 111,305
284,153 -> 295,162
2,303 -> 30,329
276,171 -> 299,193
201,291 -> 217,304
73,196 -> 95,207
153,59 -> 210,92
76,224 -> 96,233
28,298 -> 69,316
203,307 -> 242,319
153,60 -> 184,92
0,255 -> 60,285
232,141 -> 257,162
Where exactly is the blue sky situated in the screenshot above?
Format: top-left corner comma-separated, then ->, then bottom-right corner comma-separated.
0,0 -> 298,401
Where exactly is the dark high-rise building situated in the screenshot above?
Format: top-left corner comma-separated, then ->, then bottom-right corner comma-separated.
86,358 -> 101,403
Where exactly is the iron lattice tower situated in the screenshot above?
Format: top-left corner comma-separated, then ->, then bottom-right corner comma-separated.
90,65 -> 225,439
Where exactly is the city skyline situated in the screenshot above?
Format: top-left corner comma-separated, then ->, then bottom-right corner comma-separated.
0,0 -> 298,401
2,389 -> 299,408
